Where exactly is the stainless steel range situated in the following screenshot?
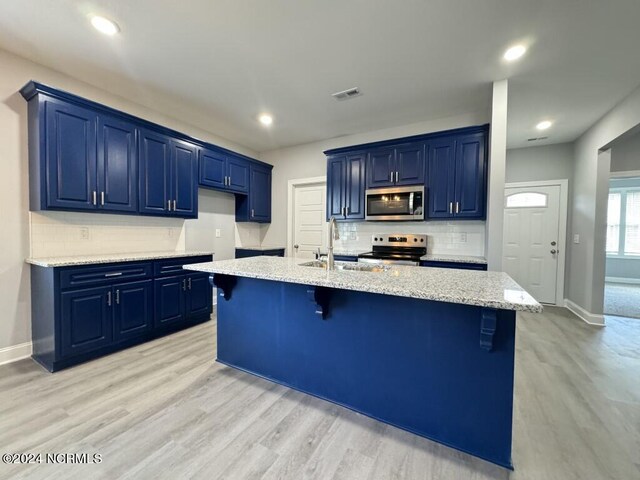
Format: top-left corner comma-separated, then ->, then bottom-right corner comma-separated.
357,234 -> 427,266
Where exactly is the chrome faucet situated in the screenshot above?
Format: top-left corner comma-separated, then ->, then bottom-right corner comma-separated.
327,216 -> 340,270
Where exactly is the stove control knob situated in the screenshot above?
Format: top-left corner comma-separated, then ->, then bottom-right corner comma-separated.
414,238 -> 417,242
420,238 -> 424,242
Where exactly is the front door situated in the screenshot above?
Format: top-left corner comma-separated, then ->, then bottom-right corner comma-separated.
293,183 -> 326,259
503,184 -> 561,304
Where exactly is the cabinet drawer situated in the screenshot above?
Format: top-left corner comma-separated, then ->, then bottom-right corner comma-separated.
60,262 -> 153,289
420,260 -> 487,271
153,255 -> 213,277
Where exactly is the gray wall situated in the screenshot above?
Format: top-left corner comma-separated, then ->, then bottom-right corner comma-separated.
611,133 -> 640,173
506,142 -> 574,183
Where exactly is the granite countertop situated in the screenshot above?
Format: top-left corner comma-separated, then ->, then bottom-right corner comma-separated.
26,250 -> 214,267
236,245 -> 286,251
328,248 -> 370,257
420,254 -> 487,264
184,256 -> 542,313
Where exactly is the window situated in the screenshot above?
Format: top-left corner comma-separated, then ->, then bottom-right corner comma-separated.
505,192 -> 547,208
606,187 -> 640,257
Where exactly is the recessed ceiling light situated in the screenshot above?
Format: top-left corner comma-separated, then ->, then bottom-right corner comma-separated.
536,120 -> 553,131
503,45 -> 526,61
258,114 -> 273,126
90,15 -> 120,36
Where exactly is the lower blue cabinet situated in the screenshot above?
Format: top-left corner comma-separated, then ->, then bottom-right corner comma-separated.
113,279 -> 153,341
30,255 -> 213,372
61,286 -> 112,357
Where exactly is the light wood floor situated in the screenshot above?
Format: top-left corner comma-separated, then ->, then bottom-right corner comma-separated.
1,307 -> 639,480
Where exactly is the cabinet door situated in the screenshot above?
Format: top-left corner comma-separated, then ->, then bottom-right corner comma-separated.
454,133 -> 486,219
345,154 -> 366,220
427,138 -> 456,218
139,129 -> 171,215
154,275 -> 186,327
199,148 -> 226,189
326,156 -> 346,220
395,142 -> 425,186
227,155 -> 250,193
61,286 -> 112,357
186,273 -> 212,319
249,163 -> 272,222
97,115 -> 137,213
113,280 -> 153,341
171,139 -> 198,218
367,148 -> 395,188
45,100 -> 98,210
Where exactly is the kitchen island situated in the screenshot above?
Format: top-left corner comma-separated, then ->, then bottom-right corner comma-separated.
184,257 -> 541,469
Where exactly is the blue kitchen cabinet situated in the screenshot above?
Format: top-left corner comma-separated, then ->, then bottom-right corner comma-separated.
154,275 -> 186,327
44,100 -> 99,211
97,114 -> 138,213
366,143 -> 425,188
235,248 -> 285,258
199,148 -> 249,194
454,133 -> 486,218
171,139 -> 198,218
427,138 -> 456,218
139,129 -> 198,218
420,260 -> 487,271
326,153 -> 366,221
60,286 -> 112,357
236,162 -> 273,223
427,132 -> 487,219
30,255 -> 213,372
113,279 -> 154,341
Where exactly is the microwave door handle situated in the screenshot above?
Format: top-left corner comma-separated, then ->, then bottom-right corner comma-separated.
409,192 -> 414,213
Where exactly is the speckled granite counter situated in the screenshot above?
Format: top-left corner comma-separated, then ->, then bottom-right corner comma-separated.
420,254 -> 487,264
184,256 -> 541,312
26,250 -> 214,267
326,248 -> 370,257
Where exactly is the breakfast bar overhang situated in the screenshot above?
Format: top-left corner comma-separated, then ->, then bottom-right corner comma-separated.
184,257 -> 542,469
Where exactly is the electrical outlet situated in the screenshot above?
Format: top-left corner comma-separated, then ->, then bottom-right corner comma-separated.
215,229 -> 221,238
459,233 -> 467,243
573,234 -> 580,244
79,227 -> 89,240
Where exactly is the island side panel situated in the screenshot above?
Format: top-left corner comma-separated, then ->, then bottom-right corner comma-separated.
216,276 -> 516,469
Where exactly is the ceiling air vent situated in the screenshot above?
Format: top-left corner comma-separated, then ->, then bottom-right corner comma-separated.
527,136 -> 549,142
332,87 -> 361,101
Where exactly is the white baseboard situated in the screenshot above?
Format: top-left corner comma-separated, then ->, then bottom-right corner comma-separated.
564,299 -> 605,326
0,342 -> 32,366
605,276 -> 640,285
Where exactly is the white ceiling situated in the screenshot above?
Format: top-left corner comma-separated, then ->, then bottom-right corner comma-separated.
1,0 -> 640,152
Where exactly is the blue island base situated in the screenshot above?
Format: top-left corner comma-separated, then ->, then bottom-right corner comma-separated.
214,275 -> 516,469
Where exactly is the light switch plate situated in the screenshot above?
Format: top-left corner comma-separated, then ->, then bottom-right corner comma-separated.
573,234 -> 580,244
215,229 -> 221,238
79,227 -> 89,240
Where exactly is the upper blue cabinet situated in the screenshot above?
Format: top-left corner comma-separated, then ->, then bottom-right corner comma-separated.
199,148 -> 249,194
21,81 -> 272,222
427,132 -> 487,219
325,124 -> 488,222
366,142 -> 425,188
236,162 -> 273,223
326,153 -> 366,221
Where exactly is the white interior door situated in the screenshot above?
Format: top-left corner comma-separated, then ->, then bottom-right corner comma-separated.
503,185 -> 561,304
292,183 -> 326,259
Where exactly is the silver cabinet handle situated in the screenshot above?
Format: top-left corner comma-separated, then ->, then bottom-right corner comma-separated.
182,278 -> 187,291
107,290 -> 112,306
251,208 -> 255,218
395,171 -> 399,183
345,206 -> 349,215
449,202 -> 453,214
455,202 -> 460,214
115,289 -> 120,304
92,191 -> 97,206
173,199 -> 177,211
167,199 -> 171,211
188,277 -> 192,290
390,171 -> 394,183
104,272 -> 123,277
100,191 -> 105,206
228,175 -> 232,186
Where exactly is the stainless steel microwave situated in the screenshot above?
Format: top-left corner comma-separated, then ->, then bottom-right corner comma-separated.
365,186 -> 424,221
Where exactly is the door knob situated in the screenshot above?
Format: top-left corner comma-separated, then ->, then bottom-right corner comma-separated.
550,249 -> 557,254
551,241 -> 557,246
294,244 -> 299,249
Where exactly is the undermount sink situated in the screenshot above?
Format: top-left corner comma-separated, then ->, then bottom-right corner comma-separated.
299,260 -> 390,273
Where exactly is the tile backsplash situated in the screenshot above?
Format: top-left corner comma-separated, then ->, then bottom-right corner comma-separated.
30,212 -> 185,258
335,221 -> 486,257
